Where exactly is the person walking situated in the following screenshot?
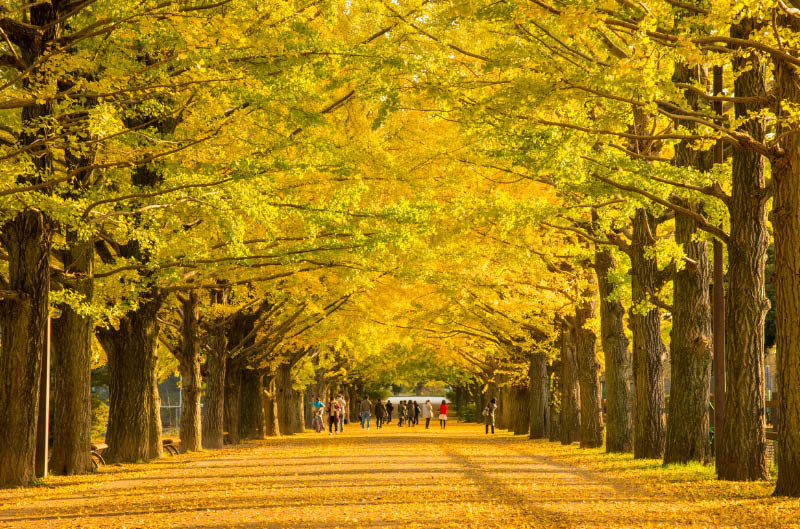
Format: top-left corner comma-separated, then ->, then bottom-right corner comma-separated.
484,397 -> 497,434
326,398 -> 341,436
422,399 -> 433,429
375,399 -> 387,429
407,400 -> 414,427
413,401 -> 421,426
385,400 -> 394,423
439,400 -> 448,430
311,396 -> 325,433
336,394 -> 347,433
360,395 -> 372,429
397,400 -> 406,426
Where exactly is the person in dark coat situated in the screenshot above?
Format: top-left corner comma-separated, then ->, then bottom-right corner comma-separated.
413,401 -> 421,426
375,400 -> 387,429
484,397 -> 497,434
385,400 -> 394,423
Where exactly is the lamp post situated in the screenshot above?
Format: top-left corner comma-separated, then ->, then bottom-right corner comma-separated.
35,307 -> 61,479
35,314 -> 51,478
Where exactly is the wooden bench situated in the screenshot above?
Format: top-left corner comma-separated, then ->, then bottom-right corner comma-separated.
90,443 -> 108,470
162,438 -> 180,456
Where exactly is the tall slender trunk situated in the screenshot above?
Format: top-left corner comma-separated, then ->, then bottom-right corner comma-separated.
594,238 -> 633,452
718,18 -> 770,481
148,362 -> 163,460
202,334 -> 227,449
529,352 -> 550,439
290,388 -> 305,433
549,361 -> 561,442
630,209 -> 667,458
0,211 -> 51,486
263,373 -> 280,437
50,237 -> 93,475
499,384 -> 511,430
575,288 -> 604,449
559,319 -> 581,445
223,360 -> 242,445
276,362 -> 296,435
178,292 -> 202,452
772,11 -> 800,496
240,369 -> 265,439
97,294 -> 163,464
665,199 -> 712,465
513,385 -> 531,435
473,382 -> 485,423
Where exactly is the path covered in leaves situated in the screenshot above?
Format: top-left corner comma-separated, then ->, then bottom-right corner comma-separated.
1,422 -> 798,528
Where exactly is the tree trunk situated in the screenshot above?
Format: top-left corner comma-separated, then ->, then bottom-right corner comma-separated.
96,294 -> 163,464
594,231 -> 634,453
559,319 -> 581,445
148,362 -> 163,460
575,289 -> 604,449
772,13 -> 800,496
473,382 -> 485,423
549,361 -> 561,443
630,209 -> 667,459
240,369 -> 265,439
664,199 -> 712,465
529,353 -> 550,439
178,292 -> 202,453
718,18 -> 770,481
276,362 -> 296,435
202,338 -> 227,449
513,385 -> 531,435
0,210 -> 51,486
290,387 -> 305,434
223,360 -> 242,445
263,373 -> 280,437
498,384 -> 511,430
50,237 -> 93,475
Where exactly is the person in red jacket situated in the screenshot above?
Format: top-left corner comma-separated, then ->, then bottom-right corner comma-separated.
439,400 -> 448,430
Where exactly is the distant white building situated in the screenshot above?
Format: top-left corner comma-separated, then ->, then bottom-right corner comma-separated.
384,395 -> 449,407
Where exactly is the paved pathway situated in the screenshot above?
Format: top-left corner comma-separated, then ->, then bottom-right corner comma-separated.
0,422 -> 792,528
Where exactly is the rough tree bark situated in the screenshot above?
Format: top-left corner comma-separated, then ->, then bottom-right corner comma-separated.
594,247 -> 633,453
276,362 -> 297,435
96,294 -> 163,464
529,353 -> 550,439
772,10 -> 800,497
202,329 -> 227,449
718,18 -> 770,481
223,359 -> 242,445
0,210 -> 51,486
630,208 -> 667,459
664,198 -> 712,465
549,361 -> 561,443
499,384 -> 512,430
0,2 -> 59,487
512,384 -> 531,435
240,369 -> 265,439
575,286 -> 604,449
50,236 -> 93,475
177,292 -> 202,452
559,319 -> 581,445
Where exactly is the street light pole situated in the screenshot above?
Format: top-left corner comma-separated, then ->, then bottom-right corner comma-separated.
35,314 -> 51,478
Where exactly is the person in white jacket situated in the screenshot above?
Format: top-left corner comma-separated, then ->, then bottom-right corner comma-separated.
336,394 -> 347,433
422,400 -> 433,429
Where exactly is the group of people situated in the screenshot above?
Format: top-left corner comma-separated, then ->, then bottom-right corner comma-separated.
392,399 -> 447,429
311,393 -> 349,434
310,395 -> 450,434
